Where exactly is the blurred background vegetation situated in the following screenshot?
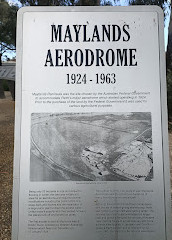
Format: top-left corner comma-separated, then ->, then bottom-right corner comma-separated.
0,0 -> 171,122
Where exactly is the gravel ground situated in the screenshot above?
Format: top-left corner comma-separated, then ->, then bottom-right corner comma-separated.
0,92 -> 172,240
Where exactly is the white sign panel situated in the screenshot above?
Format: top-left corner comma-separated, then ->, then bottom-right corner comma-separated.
12,6 -> 171,240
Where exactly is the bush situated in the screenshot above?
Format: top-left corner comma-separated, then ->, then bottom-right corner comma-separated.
2,79 -> 9,91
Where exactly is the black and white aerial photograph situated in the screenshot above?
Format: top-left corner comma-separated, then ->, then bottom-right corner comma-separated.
30,112 -> 153,182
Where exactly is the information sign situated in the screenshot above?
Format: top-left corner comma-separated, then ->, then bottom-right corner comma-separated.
12,6 -> 171,240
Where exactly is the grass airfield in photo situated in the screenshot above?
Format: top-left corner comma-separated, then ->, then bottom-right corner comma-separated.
30,112 -> 153,181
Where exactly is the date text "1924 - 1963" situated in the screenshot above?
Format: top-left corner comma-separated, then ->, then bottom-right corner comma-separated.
67,73 -> 116,84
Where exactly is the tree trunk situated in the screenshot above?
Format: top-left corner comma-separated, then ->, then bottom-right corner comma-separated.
166,13 -> 172,119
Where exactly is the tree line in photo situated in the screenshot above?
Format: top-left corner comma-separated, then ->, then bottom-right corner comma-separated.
0,0 -> 171,123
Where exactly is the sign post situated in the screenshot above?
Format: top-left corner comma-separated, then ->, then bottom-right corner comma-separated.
12,6 -> 171,240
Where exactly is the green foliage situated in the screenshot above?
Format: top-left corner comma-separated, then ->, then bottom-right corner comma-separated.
166,15 -> 172,120
0,1 -> 17,46
76,0 -> 101,6
167,69 -> 172,119
129,0 -> 168,7
128,0 -> 170,19
0,0 -> 19,64
166,15 -> 172,70
19,0 -> 112,6
19,0 -> 74,6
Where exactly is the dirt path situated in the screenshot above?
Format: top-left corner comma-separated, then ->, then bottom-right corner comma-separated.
0,93 -> 14,240
0,93 -> 171,240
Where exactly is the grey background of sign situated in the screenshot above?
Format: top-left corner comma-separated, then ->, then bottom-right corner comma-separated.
12,6 -> 171,240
